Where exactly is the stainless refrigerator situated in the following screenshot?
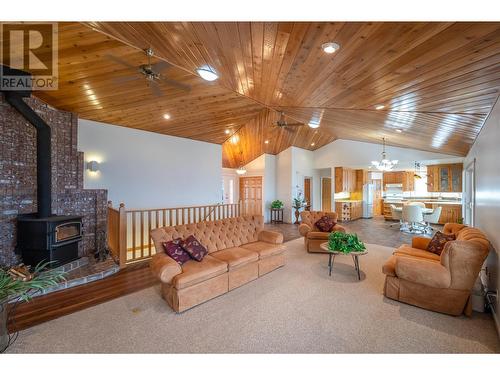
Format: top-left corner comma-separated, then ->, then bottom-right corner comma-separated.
362,183 -> 375,218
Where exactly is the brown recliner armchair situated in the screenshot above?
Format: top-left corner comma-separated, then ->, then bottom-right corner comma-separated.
299,211 -> 346,253
382,223 -> 490,316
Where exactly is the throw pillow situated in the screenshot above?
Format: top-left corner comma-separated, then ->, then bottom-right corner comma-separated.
162,238 -> 191,265
426,231 -> 456,255
181,235 -> 208,261
315,215 -> 336,232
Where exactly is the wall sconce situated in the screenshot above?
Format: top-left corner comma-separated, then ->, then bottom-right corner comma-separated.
87,160 -> 100,172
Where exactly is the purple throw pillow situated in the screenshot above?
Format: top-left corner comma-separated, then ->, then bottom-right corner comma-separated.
162,238 -> 191,265
181,235 -> 208,262
315,215 -> 336,232
426,231 -> 456,256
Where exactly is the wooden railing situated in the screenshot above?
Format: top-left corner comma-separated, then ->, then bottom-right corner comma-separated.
107,201 -> 242,267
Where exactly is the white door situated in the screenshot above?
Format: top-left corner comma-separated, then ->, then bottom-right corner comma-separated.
464,159 -> 475,226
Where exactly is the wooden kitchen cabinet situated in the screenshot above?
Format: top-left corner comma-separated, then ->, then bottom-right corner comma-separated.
426,164 -> 463,192
383,171 -> 414,191
355,169 -> 368,191
334,167 -> 356,193
433,204 -> 462,224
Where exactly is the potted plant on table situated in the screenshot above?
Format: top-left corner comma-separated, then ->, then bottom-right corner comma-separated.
292,192 -> 307,224
270,200 -> 284,209
327,231 -> 366,253
0,262 -> 65,353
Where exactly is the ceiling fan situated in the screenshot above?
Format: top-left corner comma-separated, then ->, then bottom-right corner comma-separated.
275,112 -> 305,129
106,48 -> 191,97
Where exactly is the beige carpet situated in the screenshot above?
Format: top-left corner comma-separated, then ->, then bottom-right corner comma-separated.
7,239 -> 499,353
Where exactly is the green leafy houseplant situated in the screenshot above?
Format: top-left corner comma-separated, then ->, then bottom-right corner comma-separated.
0,261 -> 66,304
1,261 -> 66,352
292,193 -> 306,209
271,200 -> 284,209
328,231 -> 366,254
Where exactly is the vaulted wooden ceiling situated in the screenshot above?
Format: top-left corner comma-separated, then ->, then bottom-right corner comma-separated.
8,22 -> 500,167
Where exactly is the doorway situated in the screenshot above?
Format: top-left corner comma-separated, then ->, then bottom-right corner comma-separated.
304,177 -> 312,211
321,177 -> 332,211
239,176 -> 263,215
464,159 -> 475,226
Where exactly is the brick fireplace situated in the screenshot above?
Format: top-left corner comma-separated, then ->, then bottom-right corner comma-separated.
0,92 -> 108,266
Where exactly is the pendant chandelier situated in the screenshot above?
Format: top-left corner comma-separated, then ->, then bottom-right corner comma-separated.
236,150 -> 247,175
371,137 -> 398,171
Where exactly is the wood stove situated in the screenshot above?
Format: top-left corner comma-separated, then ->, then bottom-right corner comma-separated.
2,66 -> 84,268
17,214 -> 83,268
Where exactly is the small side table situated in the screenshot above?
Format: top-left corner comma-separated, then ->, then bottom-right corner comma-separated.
270,208 -> 284,224
320,242 -> 368,280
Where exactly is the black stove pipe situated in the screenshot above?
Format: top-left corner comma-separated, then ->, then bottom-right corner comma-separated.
2,67 -> 52,218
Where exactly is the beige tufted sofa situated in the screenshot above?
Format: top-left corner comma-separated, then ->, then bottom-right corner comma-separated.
299,211 -> 346,253
150,215 -> 285,312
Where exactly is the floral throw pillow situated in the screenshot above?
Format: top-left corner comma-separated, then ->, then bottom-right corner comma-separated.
426,231 -> 456,255
181,235 -> 208,262
314,215 -> 336,232
162,238 -> 191,265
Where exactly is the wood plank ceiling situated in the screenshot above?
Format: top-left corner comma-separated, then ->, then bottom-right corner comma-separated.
9,22 -> 500,167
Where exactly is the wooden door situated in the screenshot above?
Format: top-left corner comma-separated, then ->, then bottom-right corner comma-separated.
304,178 -> 312,210
239,176 -> 262,215
322,177 -> 332,212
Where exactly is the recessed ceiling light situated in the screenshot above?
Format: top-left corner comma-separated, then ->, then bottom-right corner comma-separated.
395,128 -> 403,133
230,134 -> 239,144
225,129 -> 230,134
311,142 -> 315,146
375,104 -> 385,110
322,42 -> 340,54
196,66 -> 219,81
308,122 -> 320,129
163,113 -> 171,120
264,140 -> 269,144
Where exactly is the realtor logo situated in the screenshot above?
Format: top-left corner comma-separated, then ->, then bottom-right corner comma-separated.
0,22 -> 58,90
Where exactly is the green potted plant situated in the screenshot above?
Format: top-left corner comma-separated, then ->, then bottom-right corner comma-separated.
292,192 -> 307,224
270,200 -> 284,209
327,231 -> 366,254
0,262 -> 65,352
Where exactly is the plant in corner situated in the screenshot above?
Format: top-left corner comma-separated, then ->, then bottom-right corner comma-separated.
327,231 -> 366,254
0,261 -> 66,352
270,200 -> 284,209
292,192 -> 307,224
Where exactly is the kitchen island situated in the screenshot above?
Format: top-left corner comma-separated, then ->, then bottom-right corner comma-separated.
382,199 -> 462,224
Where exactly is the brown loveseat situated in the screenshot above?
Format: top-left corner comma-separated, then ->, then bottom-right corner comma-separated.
382,223 -> 490,316
298,211 -> 346,253
150,215 -> 284,312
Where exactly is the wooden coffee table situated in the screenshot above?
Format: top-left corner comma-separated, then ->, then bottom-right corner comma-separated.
320,242 -> 368,280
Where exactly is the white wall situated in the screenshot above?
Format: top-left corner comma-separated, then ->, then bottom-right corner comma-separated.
78,119 -> 222,209
314,139 -> 463,170
276,148 -> 293,222
464,98 -> 500,333
263,154 -> 277,223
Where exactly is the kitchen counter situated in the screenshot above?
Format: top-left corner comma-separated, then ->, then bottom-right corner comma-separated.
335,199 -> 363,203
382,199 -> 463,224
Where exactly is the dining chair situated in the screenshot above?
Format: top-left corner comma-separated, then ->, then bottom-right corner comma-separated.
407,201 -> 426,208
423,206 -> 442,232
402,205 -> 425,233
390,204 -> 404,229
